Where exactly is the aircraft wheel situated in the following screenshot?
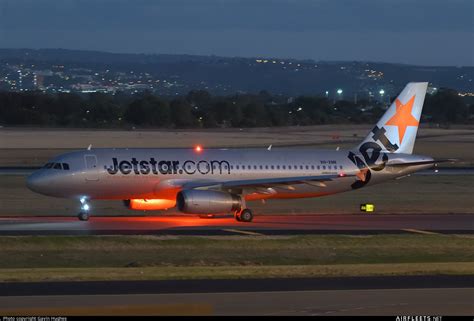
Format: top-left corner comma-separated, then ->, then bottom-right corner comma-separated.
234,211 -> 242,222
78,211 -> 90,221
240,209 -> 253,223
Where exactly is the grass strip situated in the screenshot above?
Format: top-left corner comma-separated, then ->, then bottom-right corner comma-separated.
1,262 -> 473,282
1,234 -> 473,268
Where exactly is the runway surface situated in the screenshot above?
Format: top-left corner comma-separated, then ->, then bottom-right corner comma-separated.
1,276 -> 473,315
1,288 -> 472,315
3,275 -> 472,296
0,214 -> 474,235
0,213 -> 472,235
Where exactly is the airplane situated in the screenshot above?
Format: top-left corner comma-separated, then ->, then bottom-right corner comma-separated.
27,82 -> 446,222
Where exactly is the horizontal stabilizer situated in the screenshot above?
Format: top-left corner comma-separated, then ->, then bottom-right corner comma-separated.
387,158 -> 457,167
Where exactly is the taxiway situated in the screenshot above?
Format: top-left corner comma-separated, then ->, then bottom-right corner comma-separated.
0,213 -> 472,235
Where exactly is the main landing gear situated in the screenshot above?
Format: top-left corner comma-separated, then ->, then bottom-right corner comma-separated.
78,197 -> 91,221
235,208 -> 253,223
234,198 -> 253,222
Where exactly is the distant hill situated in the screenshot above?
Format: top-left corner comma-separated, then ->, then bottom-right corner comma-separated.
0,48 -> 472,96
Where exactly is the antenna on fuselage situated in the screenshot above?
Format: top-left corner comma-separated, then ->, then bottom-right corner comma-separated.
87,144 -> 92,151
336,146 -> 340,151
267,144 -> 272,151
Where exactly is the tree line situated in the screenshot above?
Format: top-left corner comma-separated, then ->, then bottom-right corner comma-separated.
0,89 -> 472,128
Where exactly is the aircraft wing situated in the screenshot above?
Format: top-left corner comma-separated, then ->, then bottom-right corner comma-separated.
182,174 -> 353,192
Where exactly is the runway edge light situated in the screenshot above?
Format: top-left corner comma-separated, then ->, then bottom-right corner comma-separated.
360,203 -> 375,213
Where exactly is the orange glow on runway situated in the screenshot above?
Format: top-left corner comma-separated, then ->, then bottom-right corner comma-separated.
129,199 -> 176,210
115,215 -> 235,228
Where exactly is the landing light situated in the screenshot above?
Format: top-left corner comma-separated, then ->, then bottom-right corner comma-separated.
82,204 -> 90,212
195,145 -> 202,152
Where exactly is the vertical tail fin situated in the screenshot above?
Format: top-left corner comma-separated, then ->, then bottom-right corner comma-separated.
357,82 -> 428,154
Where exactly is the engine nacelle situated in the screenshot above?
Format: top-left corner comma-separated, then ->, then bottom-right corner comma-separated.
124,199 -> 176,210
176,190 -> 242,214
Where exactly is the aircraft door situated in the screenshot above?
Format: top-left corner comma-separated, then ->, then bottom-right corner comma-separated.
84,154 -> 99,181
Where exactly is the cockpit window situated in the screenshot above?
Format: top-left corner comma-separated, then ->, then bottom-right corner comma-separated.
43,162 -> 70,170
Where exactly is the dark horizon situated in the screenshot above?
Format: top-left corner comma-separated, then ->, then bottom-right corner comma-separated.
1,47 -> 473,68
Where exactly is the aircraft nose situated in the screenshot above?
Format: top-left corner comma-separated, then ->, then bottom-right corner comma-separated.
26,171 -> 49,193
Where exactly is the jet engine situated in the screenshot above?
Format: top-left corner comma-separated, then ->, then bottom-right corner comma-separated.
176,190 -> 242,214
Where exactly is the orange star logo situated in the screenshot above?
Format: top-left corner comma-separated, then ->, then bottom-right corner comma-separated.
385,95 -> 419,144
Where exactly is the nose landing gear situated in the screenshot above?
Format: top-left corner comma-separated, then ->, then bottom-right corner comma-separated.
78,197 -> 91,221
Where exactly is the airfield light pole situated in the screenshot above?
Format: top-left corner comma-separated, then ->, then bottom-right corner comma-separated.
334,88 -> 343,104
379,89 -> 386,107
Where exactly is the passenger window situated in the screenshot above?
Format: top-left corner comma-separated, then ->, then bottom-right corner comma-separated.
265,165 -> 269,169
305,165 -> 309,170
276,165 -> 280,170
317,165 -> 320,170
271,165 -> 274,170
300,165 -> 303,170
62,163 -> 70,170
311,165 -> 315,170
259,165 -> 263,170
53,163 -> 62,170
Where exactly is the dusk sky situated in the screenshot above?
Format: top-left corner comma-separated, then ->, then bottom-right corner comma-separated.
1,0 -> 473,66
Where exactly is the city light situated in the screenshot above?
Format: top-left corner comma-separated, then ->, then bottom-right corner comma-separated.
337,89 -> 343,95
379,89 -> 385,95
